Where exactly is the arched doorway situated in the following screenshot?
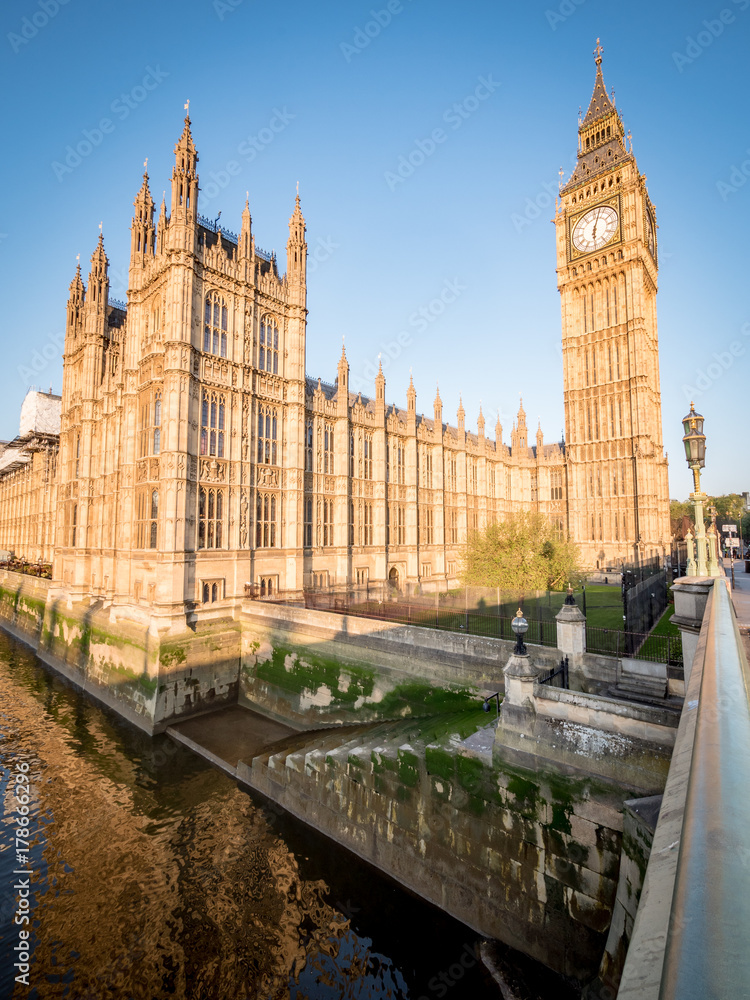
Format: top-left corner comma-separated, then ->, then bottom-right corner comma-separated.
388,566 -> 400,594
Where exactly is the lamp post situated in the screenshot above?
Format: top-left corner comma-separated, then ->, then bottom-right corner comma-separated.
511,608 -> 529,655
682,403 -> 709,577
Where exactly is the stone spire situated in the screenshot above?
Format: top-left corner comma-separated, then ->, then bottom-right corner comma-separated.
239,194 -> 252,260
66,260 -> 85,343
287,186 -> 307,285
170,105 -> 199,224
131,164 -> 155,261
88,231 -> 109,311
337,339 -> 349,417
155,192 -> 167,255
495,412 -> 503,447
375,355 -> 385,404
407,372 -> 416,413
561,39 -> 629,194
457,396 -> 465,436
536,419 -> 544,451
582,39 -> 615,125
434,384 -> 443,429
477,405 -> 485,439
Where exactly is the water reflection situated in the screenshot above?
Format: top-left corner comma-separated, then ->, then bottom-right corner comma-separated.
0,631 -> 492,999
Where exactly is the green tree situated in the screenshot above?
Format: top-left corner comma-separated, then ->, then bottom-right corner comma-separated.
461,511 -> 582,594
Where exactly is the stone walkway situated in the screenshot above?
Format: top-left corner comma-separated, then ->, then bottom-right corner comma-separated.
725,556 -> 750,661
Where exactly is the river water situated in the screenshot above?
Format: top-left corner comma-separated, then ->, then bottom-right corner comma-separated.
0,628 -> 514,999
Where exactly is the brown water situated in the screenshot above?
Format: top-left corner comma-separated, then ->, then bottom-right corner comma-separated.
0,629 -> 506,999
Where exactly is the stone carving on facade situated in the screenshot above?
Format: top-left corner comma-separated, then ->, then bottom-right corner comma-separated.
239,491 -> 248,547
200,459 -> 226,482
149,458 -> 160,480
256,467 -> 279,489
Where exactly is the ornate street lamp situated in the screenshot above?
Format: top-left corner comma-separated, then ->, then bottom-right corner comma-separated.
682,403 -> 709,576
511,608 -> 529,655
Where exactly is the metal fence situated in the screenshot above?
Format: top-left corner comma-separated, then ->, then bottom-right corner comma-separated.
586,625 -> 683,665
264,587 -> 682,666
302,592 -> 559,647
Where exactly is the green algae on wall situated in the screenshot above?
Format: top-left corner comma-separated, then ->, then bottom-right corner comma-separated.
246,641 -> 480,723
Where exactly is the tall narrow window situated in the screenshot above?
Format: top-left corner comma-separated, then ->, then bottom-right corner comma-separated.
256,494 -> 277,547
322,499 -> 334,546
583,294 -> 588,334
363,503 -> 373,545
198,488 -> 224,549
153,392 -> 161,455
616,342 -> 621,379
324,423 -> 334,474
393,441 -> 405,485
204,293 -> 228,357
585,348 -> 590,387
201,391 -> 226,458
305,421 -> 313,472
348,501 -> 354,546
257,405 -> 278,465
259,317 -> 279,374
304,499 -> 313,547
613,285 -> 618,324
75,434 -> 80,478
349,433 -> 355,477
363,434 -> 373,480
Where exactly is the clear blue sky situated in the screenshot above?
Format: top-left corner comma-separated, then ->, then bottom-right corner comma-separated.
1,0 -> 748,499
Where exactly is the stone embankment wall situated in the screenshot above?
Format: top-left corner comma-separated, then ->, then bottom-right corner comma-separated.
240,601 -> 571,726
0,570 -> 241,733
239,714 -> 663,982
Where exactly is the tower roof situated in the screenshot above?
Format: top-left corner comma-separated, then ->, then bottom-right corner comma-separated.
582,41 -> 615,126
175,107 -> 196,156
561,40 -> 631,195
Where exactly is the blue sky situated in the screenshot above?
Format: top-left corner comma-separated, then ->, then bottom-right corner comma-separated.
1,0 -> 748,498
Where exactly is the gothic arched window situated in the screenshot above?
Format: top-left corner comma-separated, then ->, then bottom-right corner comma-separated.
200,391 -> 226,458
198,487 -> 224,549
259,317 -> 279,374
204,292 -> 228,357
256,494 -> 277,548
257,405 -> 278,465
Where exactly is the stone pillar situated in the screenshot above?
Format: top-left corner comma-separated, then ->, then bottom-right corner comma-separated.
500,650 -> 542,733
671,576 -> 715,685
555,596 -> 586,657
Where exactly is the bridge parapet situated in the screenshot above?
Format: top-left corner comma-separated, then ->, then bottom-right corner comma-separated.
618,577 -> 750,998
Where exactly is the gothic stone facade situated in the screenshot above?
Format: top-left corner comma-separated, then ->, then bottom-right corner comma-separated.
1,54 -> 669,628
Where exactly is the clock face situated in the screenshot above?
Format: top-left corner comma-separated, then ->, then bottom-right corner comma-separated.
571,205 -> 619,254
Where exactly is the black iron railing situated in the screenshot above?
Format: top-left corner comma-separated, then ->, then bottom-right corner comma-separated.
301,592 -> 559,648
585,625 -> 683,665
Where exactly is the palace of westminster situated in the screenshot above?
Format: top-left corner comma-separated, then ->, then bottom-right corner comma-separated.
0,51 -> 670,625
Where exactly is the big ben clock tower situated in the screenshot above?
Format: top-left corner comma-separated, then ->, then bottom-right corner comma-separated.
555,40 -> 670,568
